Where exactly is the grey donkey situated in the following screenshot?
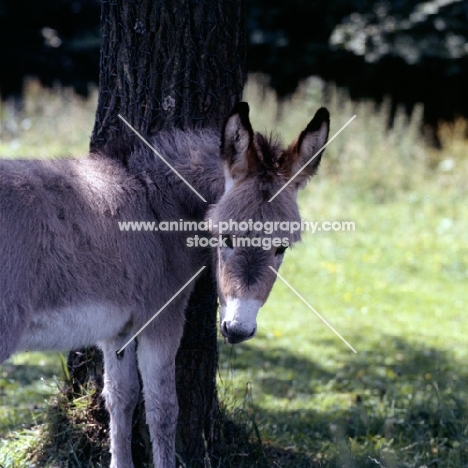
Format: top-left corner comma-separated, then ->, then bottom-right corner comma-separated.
0,102 -> 330,467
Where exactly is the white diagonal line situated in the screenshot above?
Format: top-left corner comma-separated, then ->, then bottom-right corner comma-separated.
268,115 -> 356,202
116,266 -> 206,354
269,266 -> 357,353
118,114 -> 207,203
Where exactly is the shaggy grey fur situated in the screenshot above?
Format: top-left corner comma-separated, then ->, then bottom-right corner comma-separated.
0,103 -> 329,467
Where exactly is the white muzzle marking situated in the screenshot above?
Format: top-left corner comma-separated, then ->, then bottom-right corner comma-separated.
220,297 -> 262,344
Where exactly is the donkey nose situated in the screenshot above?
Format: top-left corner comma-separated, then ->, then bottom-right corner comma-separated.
221,320 -> 257,344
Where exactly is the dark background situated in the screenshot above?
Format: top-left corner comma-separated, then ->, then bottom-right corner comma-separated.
1,0 -> 467,133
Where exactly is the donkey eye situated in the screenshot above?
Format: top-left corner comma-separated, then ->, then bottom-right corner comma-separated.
275,245 -> 288,256
222,234 -> 234,249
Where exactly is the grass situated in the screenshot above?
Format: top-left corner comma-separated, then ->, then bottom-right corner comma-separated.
218,198 -> 468,466
1,75 -> 467,467
0,79 -> 96,158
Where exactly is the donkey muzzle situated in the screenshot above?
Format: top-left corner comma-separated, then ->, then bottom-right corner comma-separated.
220,297 -> 262,344
221,320 -> 257,344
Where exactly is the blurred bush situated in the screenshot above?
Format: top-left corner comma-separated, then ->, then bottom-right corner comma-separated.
0,0 -> 467,129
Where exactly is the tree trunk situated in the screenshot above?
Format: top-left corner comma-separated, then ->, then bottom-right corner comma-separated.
68,0 -> 245,466
90,0 -> 245,147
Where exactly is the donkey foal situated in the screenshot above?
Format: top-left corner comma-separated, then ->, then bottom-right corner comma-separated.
0,103 -> 330,467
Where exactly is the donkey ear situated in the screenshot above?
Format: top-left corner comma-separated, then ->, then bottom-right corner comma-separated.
221,102 -> 254,176
291,107 -> 330,188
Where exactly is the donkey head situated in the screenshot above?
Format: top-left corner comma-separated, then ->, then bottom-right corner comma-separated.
208,102 -> 330,344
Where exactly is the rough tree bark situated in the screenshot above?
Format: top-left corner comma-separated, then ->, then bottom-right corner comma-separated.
68,1 -> 245,466
90,0 -> 245,144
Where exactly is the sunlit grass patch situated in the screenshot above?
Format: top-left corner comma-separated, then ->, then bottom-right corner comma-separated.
0,426 -> 43,467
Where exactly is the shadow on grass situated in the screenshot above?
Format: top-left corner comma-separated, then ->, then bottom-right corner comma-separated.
220,342 -> 337,398
218,335 -> 468,467
4,335 -> 467,467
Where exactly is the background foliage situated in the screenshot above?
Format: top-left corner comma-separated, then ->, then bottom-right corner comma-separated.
1,0 -> 467,128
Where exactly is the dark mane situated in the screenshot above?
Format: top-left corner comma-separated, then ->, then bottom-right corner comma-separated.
253,132 -> 294,180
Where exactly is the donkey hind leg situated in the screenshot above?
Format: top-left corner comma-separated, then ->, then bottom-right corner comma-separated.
101,338 -> 140,468
137,329 -> 182,468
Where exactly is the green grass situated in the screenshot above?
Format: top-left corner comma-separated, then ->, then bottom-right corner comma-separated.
1,76 -> 467,466
218,184 -> 468,467
0,352 -> 63,431
0,353 -> 65,466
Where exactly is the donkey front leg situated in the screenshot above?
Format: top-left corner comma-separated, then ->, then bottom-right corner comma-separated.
137,332 -> 180,468
100,339 -> 140,468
